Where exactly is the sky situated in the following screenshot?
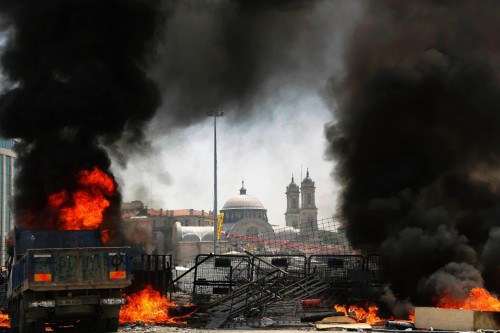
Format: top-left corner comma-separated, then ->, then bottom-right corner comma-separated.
114,92 -> 338,226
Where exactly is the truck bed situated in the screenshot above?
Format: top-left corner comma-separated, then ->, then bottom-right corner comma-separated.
11,247 -> 131,296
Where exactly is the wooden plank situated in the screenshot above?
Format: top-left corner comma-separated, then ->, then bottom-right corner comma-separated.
315,322 -> 372,330
320,316 -> 357,324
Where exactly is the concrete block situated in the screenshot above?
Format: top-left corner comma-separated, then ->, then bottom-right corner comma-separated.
415,307 -> 500,331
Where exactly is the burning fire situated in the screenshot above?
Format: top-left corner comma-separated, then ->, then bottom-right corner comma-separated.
334,304 -> 388,325
48,167 -> 116,230
436,287 -> 500,311
120,285 -> 189,325
0,312 -> 9,328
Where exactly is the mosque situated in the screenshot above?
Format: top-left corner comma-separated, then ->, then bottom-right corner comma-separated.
121,171 -> 319,263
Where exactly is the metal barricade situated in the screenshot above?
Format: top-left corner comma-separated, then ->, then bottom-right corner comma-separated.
192,254 -> 252,302
308,255 -> 366,284
366,254 -> 381,284
129,253 -> 172,296
251,254 -> 307,281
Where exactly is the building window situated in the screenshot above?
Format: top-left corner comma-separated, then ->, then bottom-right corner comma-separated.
307,193 -> 312,205
292,198 -> 297,209
307,216 -> 314,229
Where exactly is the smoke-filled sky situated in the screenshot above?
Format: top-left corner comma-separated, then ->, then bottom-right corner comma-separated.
3,0 -> 500,309
113,0 -> 363,225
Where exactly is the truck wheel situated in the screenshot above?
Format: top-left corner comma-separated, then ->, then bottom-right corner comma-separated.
10,317 -> 19,333
18,302 -> 34,333
88,318 -> 106,333
9,301 -> 19,333
107,317 -> 119,332
10,313 -> 19,333
33,319 -> 45,333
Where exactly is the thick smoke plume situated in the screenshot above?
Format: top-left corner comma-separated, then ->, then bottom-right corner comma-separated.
326,1 -> 500,305
0,0 -> 162,239
150,0 -> 357,131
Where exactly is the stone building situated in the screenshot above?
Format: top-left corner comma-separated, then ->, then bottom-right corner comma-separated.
285,169 -> 318,233
121,202 -> 213,258
121,182 -> 276,263
220,182 -> 274,238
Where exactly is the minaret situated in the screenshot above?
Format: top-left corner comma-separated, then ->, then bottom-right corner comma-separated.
300,169 -> 318,232
240,180 -> 246,195
285,175 -> 300,229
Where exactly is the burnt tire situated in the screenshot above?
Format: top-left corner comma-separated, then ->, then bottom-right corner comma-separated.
9,314 -> 19,333
88,318 -> 106,333
18,301 -> 34,333
9,301 -> 19,333
33,319 -> 45,333
107,317 -> 119,332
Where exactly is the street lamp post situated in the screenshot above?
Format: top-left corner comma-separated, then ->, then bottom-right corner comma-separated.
207,110 -> 224,254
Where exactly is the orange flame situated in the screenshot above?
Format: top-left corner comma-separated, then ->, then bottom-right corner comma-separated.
436,287 -> 500,311
0,312 -> 9,328
48,167 -> 116,230
334,304 -> 389,324
120,285 -> 189,325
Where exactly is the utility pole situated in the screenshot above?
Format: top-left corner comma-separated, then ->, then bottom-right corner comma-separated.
207,110 -> 224,254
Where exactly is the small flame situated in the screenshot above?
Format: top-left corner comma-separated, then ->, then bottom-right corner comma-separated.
47,167 -> 116,230
0,312 -> 9,327
436,287 -> 500,311
120,285 -> 189,325
334,304 -> 388,324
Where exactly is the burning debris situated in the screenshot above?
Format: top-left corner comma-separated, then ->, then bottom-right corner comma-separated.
0,312 -> 7,328
120,285 -> 193,326
333,304 -> 391,325
436,287 -> 500,311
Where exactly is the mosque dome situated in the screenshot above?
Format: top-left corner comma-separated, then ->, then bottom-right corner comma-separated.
222,182 -> 265,210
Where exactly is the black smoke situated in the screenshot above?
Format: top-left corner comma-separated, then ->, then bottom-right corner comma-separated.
0,0 -> 162,237
149,0 -> 357,131
326,1 -> 500,305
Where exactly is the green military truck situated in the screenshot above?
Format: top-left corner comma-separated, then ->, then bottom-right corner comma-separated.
5,229 -> 131,333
